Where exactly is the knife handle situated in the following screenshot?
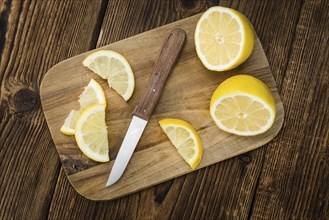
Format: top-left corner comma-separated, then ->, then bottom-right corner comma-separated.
133,28 -> 186,121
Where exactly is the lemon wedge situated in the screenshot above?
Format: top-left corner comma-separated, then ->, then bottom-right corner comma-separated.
75,104 -> 109,162
210,75 -> 276,136
60,110 -> 80,135
159,118 -> 202,169
83,50 -> 135,101
60,79 -> 106,135
195,6 -> 254,71
78,79 -> 106,109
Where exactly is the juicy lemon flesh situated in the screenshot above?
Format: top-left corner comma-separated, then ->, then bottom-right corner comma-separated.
86,56 -> 108,79
195,6 -> 254,71
75,104 -> 109,162
214,95 -> 272,133
159,119 -> 202,169
79,79 -> 106,110
210,75 -> 276,136
199,12 -> 241,66
80,112 -> 108,154
60,110 -> 80,135
83,50 -> 134,101
60,79 -> 106,136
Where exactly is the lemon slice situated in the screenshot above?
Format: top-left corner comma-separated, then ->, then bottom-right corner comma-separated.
82,50 -> 135,101
195,6 -> 254,71
159,118 -> 202,169
210,75 -> 276,136
60,79 -> 106,135
75,104 -> 109,162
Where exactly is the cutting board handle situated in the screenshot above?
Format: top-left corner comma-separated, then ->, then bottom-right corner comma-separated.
133,28 -> 186,121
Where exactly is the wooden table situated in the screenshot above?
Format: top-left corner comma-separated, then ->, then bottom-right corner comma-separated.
1,0 -> 328,219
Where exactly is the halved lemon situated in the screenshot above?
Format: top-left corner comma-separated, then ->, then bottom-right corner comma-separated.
83,50 -> 135,101
159,118 -> 202,169
210,75 -> 276,136
75,104 -> 109,162
195,6 -> 254,71
60,79 -> 106,135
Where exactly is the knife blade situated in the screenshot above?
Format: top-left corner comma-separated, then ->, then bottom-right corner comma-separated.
106,28 -> 186,187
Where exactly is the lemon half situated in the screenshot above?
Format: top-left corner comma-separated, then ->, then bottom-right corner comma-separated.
210,75 -> 276,136
195,6 -> 254,71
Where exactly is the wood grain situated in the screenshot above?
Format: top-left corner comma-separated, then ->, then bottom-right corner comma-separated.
250,0 -> 329,218
40,12 -> 284,200
0,0 -> 107,219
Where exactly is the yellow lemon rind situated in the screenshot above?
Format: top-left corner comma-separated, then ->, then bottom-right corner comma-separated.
75,104 -> 109,162
85,79 -> 107,107
159,118 -> 202,169
60,127 -> 75,136
210,75 -> 276,136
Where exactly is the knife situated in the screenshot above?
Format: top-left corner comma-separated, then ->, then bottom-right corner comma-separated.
106,28 -> 187,187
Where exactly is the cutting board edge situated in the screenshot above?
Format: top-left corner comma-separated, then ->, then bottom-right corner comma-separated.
66,107 -> 285,201
72,132 -> 285,201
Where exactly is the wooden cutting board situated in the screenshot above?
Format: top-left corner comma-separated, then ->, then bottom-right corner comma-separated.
40,13 -> 284,201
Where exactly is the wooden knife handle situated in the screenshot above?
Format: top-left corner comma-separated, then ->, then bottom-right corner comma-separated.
133,28 -> 186,121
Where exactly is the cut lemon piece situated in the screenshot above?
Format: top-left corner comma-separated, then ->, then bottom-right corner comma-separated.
60,110 -> 80,135
159,118 -> 202,169
60,79 -> 106,136
75,104 -> 109,162
210,75 -> 276,136
195,6 -> 254,71
79,79 -> 106,110
82,50 -> 135,101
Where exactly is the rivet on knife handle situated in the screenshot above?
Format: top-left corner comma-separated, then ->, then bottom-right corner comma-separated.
133,28 -> 187,121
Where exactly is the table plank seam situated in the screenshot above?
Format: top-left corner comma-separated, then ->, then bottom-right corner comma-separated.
90,0 -> 109,50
